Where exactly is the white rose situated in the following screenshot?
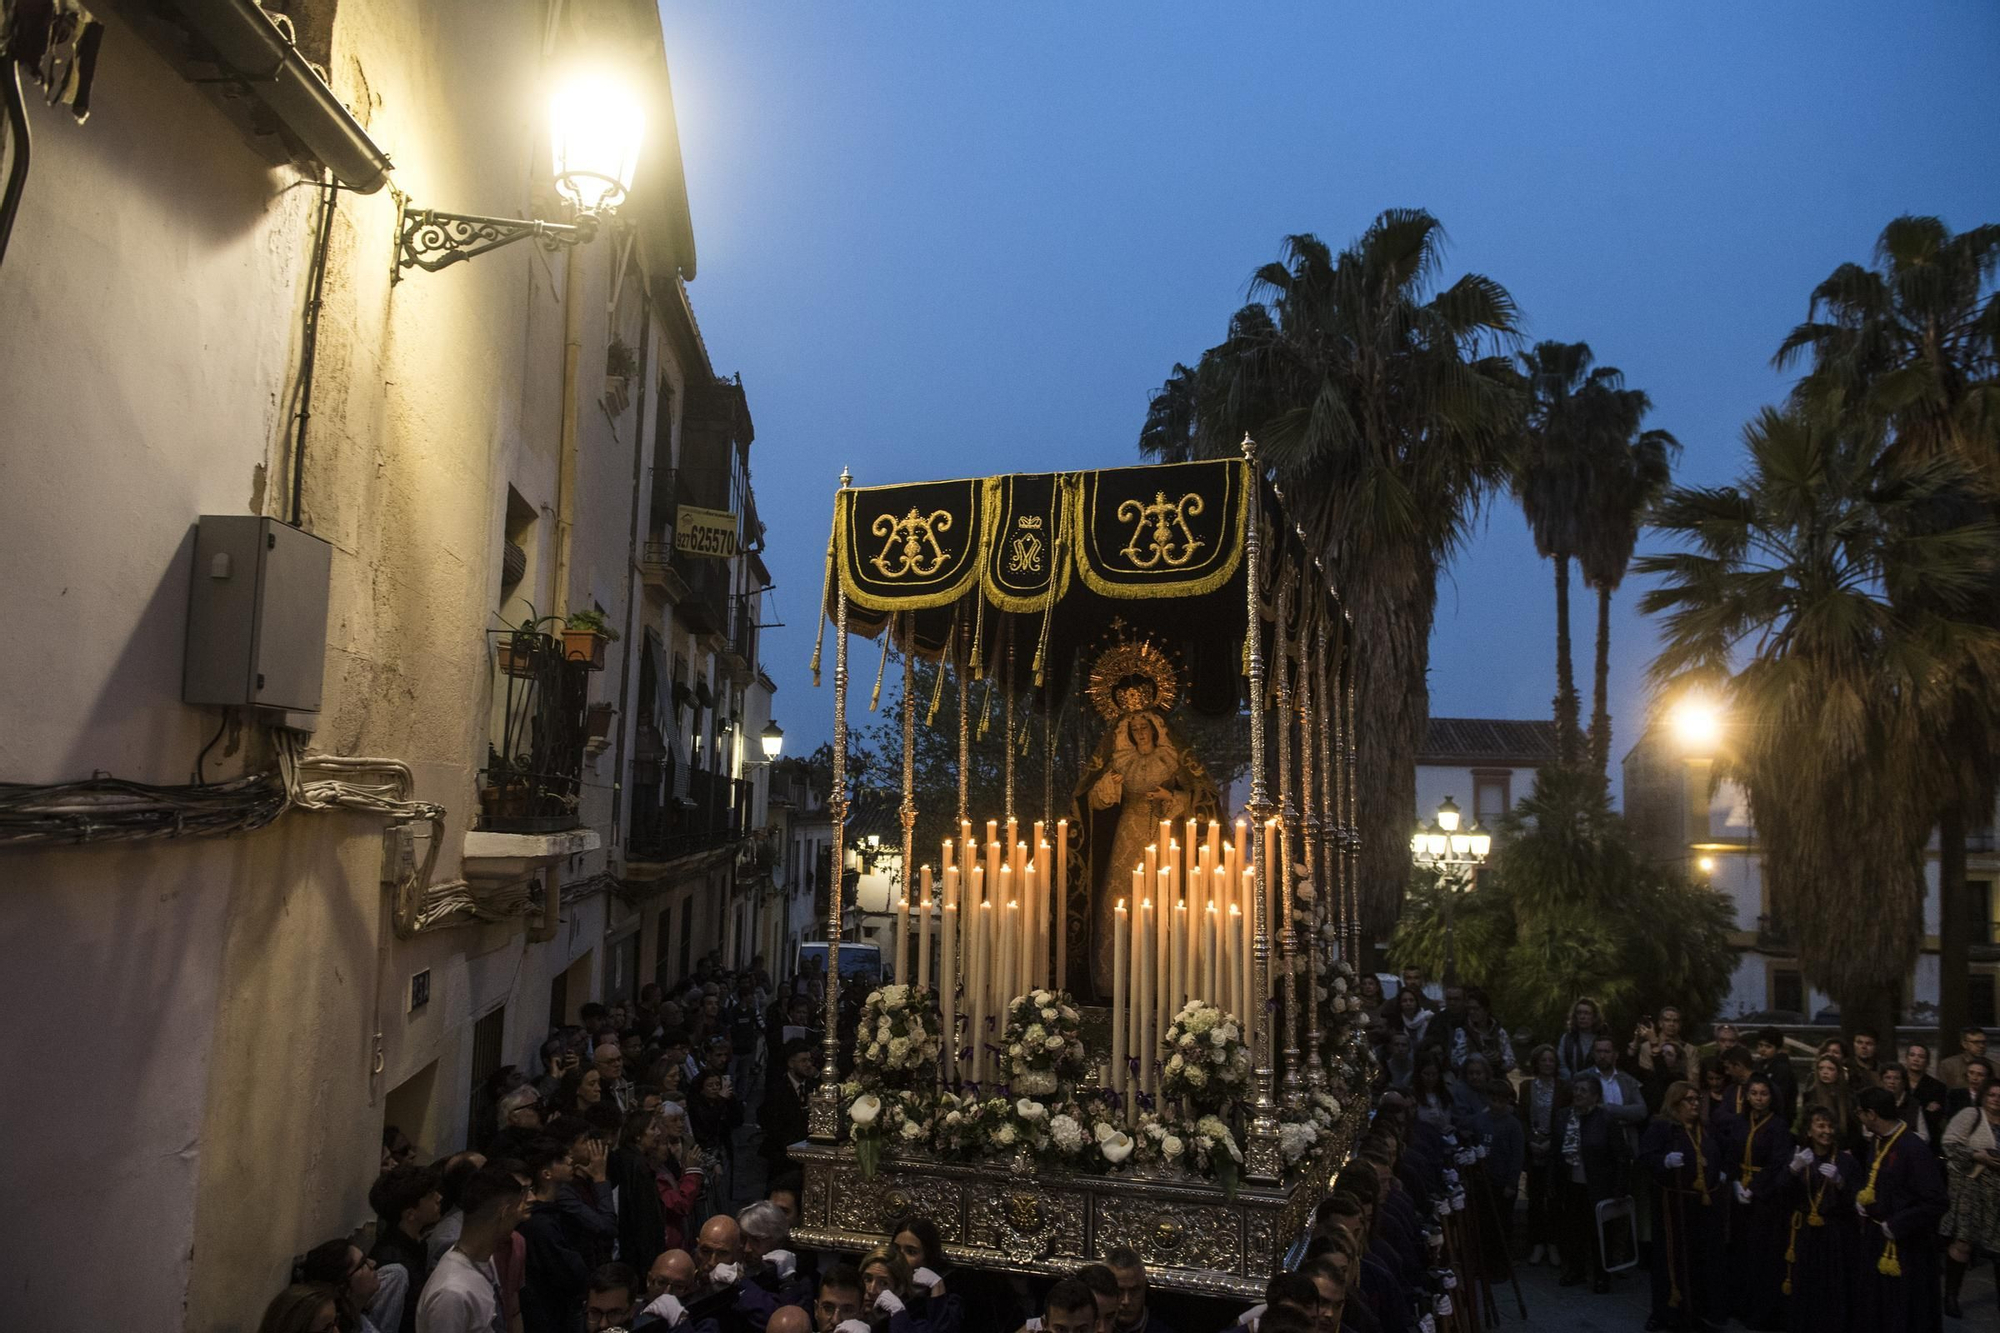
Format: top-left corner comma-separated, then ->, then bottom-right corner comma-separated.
1010,1043 -> 1026,1058
850,1094 -> 883,1126
1101,1132 -> 1135,1164
1016,1099 -> 1047,1121
1162,1135 -> 1185,1158
996,1124 -> 1018,1146
901,1119 -> 927,1142
1041,1007 -> 1058,1021
1045,1034 -> 1065,1051
1210,1029 -> 1226,1046
1095,1119 -> 1119,1143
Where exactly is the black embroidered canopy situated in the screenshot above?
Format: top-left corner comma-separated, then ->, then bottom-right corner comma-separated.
824,459 -> 1341,715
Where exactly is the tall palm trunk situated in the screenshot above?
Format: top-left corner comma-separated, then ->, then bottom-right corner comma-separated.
1589,582 -> 1613,781
1348,542 -> 1444,948
1552,558 -> 1581,767
1939,802 -> 1969,1055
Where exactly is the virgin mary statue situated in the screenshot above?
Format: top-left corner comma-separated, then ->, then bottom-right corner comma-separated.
1068,634 -> 1219,1001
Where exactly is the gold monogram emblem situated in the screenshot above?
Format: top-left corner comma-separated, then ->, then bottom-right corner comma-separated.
1153,1219 -> 1184,1252
870,507 -> 954,578
1007,520 -> 1044,575
1004,1193 -> 1045,1233
1117,491 -> 1206,569
881,1189 -> 911,1221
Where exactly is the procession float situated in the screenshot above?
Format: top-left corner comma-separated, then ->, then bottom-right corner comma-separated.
788,441 -> 1373,1299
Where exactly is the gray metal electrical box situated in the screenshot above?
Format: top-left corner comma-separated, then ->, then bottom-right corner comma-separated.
183,516 -> 333,716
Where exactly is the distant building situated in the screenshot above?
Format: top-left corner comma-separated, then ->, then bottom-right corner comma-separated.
1416,717 -> 1559,829
1623,721 -> 2000,1023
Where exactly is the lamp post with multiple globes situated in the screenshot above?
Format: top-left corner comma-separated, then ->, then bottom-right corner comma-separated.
1410,796 -> 1492,987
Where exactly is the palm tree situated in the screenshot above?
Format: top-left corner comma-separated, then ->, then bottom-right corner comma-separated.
1510,342 -> 1611,767
1139,211 -> 1523,941
1637,403 -> 2000,1036
1577,393 -> 1679,782
1775,215 -> 2000,1045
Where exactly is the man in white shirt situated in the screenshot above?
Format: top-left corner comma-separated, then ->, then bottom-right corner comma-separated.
418,1165 -> 528,1333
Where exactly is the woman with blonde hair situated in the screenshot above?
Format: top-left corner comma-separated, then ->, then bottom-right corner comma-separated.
858,1243 -> 930,1332
256,1283 -> 343,1333
1638,1080 -> 1726,1329
1794,1053 -> 1858,1152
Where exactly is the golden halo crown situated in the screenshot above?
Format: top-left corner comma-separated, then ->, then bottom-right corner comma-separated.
1085,622 -> 1180,721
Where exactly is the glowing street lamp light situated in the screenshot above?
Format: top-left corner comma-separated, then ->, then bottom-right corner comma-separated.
1670,696 -> 1723,755
396,65 -> 644,277
760,719 -> 785,761
1411,796 -> 1491,986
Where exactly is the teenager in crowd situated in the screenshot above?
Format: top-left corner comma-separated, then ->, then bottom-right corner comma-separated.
1851,1087 -> 1947,1333
1721,1074 -> 1792,1331
1780,1107 -> 1861,1333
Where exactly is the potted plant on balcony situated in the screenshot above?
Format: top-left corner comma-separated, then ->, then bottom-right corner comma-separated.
562,609 -> 619,670
495,608 -> 562,678
585,701 -> 617,743
605,336 -> 637,416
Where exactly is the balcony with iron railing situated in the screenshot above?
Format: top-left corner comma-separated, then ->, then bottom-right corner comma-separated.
479,630 -> 590,833
628,766 -> 752,863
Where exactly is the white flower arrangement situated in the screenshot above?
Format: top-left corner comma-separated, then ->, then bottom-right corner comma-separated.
1001,988 -> 1088,1098
1160,1000 -> 1251,1111
852,985 -> 945,1090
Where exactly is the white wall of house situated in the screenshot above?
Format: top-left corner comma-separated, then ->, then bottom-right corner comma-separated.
0,3 -> 736,1328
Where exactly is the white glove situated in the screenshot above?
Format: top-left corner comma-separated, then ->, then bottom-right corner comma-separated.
1663,1152 -> 1685,1169
1734,1182 -> 1752,1205
710,1262 -> 743,1287
643,1294 -> 688,1327
874,1290 -> 906,1316
1881,1221 -> 1895,1239
766,1248 -> 798,1279
1435,1294 -> 1454,1317
1419,1317 -> 1438,1333
838,1321 -> 873,1333
1790,1148 -> 1814,1175
1819,1162 -> 1839,1181
912,1267 -> 944,1294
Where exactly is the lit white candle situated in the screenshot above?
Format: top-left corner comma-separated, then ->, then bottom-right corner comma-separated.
942,866 -> 959,1078
999,893 -> 1018,1018
918,865 -> 934,992
1171,900 -> 1188,1022
1113,897 -> 1128,1117
1205,902 -> 1221,1006
1137,896 -> 1154,1101
895,887 -> 910,984
1156,867 -> 1173,1070
1055,819 -> 1070,989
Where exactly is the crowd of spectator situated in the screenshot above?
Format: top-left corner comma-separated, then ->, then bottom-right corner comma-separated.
1362,969 -> 1996,1331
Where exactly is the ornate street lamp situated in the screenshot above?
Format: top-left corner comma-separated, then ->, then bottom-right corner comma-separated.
760,719 -> 785,761
1411,796 -> 1491,986
396,68 -> 643,278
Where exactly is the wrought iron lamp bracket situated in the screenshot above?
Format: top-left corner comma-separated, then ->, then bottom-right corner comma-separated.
394,202 -> 600,281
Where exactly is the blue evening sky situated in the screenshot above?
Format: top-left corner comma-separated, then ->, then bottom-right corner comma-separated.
656,2 -> 2000,802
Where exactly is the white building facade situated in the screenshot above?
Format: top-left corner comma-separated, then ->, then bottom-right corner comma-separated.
0,3 -> 777,1327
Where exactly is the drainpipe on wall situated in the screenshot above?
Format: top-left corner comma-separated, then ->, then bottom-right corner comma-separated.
551,244 -> 584,618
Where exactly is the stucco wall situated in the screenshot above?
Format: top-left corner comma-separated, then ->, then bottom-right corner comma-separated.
0,2 -> 698,1328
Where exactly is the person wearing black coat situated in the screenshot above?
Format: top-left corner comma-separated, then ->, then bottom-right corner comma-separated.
1549,1075 -> 1630,1293
1852,1089 -> 1950,1333
1638,1079 -> 1728,1331
1781,1106 -> 1863,1333
520,1140 -> 597,1333
1720,1076 -> 1793,1331
759,1039 -> 817,1183
609,1110 -> 670,1278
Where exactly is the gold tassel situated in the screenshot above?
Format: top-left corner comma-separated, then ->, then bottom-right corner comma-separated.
926,622 -> 952,726
1856,1186 -> 1875,1207
869,627 -> 891,711
1878,1239 -> 1901,1277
